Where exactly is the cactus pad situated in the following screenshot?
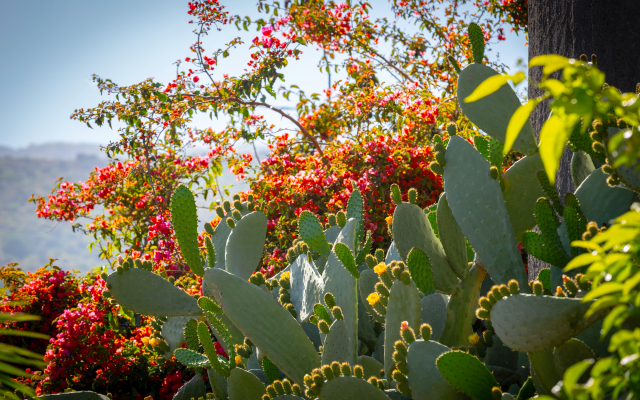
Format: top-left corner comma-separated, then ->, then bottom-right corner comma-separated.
443,136 -> 528,290
490,294 -> 600,352
420,294 -> 447,342
290,254 -> 324,323
406,340 -> 466,400
385,241 -> 402,264
204,268 -> 320,385
392,202 -> 460,295
106,268 -> 201,317
359,269 -> 384,324
553,338 -> 595,378
570,151 -> 595,188
172,374 -> 206,400
174,348 -> 211,368
384,280 -> 421,377
321,319 -> 350,365
468,23 -> 485,64
501,153 -> 546,242
225,211 -> 267,281
522,231 -> 570,268
346,188 -> 364,245
457,64 -> 537,155
406,248 -> 435,295
574,168 -> 635,226
436,350 -> 499,400
318,376 -> 391,400
228,368 -> 266,400
211,201 -> 250,269
436,193 -> 469,280
161,316 -> 191,359
171,185 -> 204,276
333,243 -> 359,279
299,211 -> 332,258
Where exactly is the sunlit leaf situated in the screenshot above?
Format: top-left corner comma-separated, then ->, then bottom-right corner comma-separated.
530,55 -> 571,75
539,114 -> 579,184
503,99 -> 539,155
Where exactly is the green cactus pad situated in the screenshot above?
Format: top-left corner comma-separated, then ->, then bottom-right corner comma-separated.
527,350 -> 558,395
420,294 -> 447,342
564,205 -> 587,257
228,368 -> 266,400
537,269 -> 551,292
574,168 -> 635,226
384,279 -> 421,377
204,268 -> 321,385
358,296 -> 378,344
406,340 -> 466,400
318,376 -> 391,400
606,127 -> 640,191
475,134 -> 504,172
436,193 -> 469,280
571,151 -> 595,188
522,231 -> 570,268
427,211 -> 439,237
443,136 -> 528,290
406,248 -> 435,295
436,350 -> 499,400
357,355 -> 384,379
161,316 -> 191,359
440,261 -> 487,349
173,374 -> 206,400
299,211 -> 332,258
106,268 -> 201,317
174,348 -> 210,368
290,254 -> 324,323
457,64 -> 537,155
490,294 -> 600,352
334,243 -> 359,279
483,334 -> 518,370
262,356 -> 280,384
346,188 -> 364,245
225,211 -> 267,281
323,219 -> 358,365
207,367 -> 229,400
553,338 -> 595,378
359,269 -> 384,323
468,23 -> 485,64
184,318 -> 200,351
324,225 -> 342,246
385,241 -> 402,264
198,321 -> 230,377
171,185 -> 204,276
501,153 -> 546,242
211,201 -> 250,269
534,198 -> 561,241
32,392 -> 110,400
322,319 -> 351,365
516,377 -> 536,400
392,202 -> 460,295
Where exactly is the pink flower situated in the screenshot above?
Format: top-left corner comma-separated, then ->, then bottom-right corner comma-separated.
261,25 -> 274,36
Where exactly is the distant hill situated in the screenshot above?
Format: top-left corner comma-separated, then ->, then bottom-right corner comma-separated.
0,143 -> 257,273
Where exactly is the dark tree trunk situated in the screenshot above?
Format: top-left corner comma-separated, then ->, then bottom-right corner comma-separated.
527,0 -> 640,278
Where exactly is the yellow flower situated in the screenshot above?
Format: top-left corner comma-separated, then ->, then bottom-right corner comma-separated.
235,355 -> 242,365
367,292 -> 381,306
374,263 -> 387,276
468,333 -> 480,346
281,271 -> 291,280
141,337 -> 150,346
386,216 -> 393,228
149,337 -> 160,348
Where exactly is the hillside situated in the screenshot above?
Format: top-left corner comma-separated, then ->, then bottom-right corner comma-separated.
0,143 -> 253,273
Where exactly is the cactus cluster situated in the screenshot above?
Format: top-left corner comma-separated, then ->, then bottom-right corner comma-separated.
88,25 -> 640,400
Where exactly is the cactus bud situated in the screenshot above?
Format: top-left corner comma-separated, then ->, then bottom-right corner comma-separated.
394,340 -> 408,356
309,315 -> 319,325
592,141 -> 604,154
602,163 -> 614,175
374,249 -> 385,263
483,330 -> 494,347
101,272 -> 109,281
587,221 -> 599,236
563,275 -> 579,296
232,194 -> 240,201
392,369 -> 408,383
447,122 -> 458,136
318,320 -> 330,334
226,217 -> 235,228
499,284 -> 510,297
312,372 -> 324,387
576,274 -> 591,291
486,291 -> 497,304
321,365 -> 334,380
590,130 -> 603,142
606,174 -> 621,187
374,282 -> 390,298
102,290 -> 111,298
331,306 -> 344,321
390,184 -> 402,205
533,281 -> 543,295
365,254 -> 377,268
490,166 -> 500,180
281,380 -> 292,394
232,209 -> 242,222
266,385 -> 278,398
233,200 -> 242,211
490,286 -> 504,301
429,162 -> 444,175
215,207 -> 225,218
434,141 -> 445,153
435,151 -> 446,167
330,361 -> 341,378
340,362 -> 352,377
400,321 -> 416,344
284,303 -> 296,317
395,360 -> 409,375
324,293 -> 336,309
247,202 -> 255,211
279,292 -> 291,304
354,365 -> 364,378
400,270 -> 411,285
392,350 -> 404,363
555,286 -> 567,297
304,374 -> 314,388
326,214 -> 336,227
579,54 -> 588,63
591,54 -> 597,65
292,383 -> 301,396
391,265 -> 403,281
491,386 -> 502,400
117,266 -> 124,275
407,188 -> 418,204
337,211 -> 347,227
223,201 -> 231,212
476,308 -> 490,320
508,279 -> 519,295
420,323 -> 432,341
478,296 -> 492,311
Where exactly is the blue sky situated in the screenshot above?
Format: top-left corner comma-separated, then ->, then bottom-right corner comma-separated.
0,0 -> 528,149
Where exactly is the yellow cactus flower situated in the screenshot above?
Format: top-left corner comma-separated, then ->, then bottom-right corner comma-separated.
374,263 -> 387,276
235,355 -> 242,365
468,333 -> 480,346
141,337 -> 150,346
149,337 -> 160,348
281,271 -> 291,280
367,292 -> 381,306
400,321 -> 410,331
385,216 -> 393,228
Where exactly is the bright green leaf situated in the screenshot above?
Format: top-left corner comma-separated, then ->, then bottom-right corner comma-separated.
503,98 -> 539,155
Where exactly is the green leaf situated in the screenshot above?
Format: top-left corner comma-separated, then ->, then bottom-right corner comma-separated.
539,114 -> 579,184
582,283 -> 623,302
530,55 -> 571,76
464,73 -> 524,103
504,99 -> 540,155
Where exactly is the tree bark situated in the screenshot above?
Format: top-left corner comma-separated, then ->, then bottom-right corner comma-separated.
527,0 -> 640,278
